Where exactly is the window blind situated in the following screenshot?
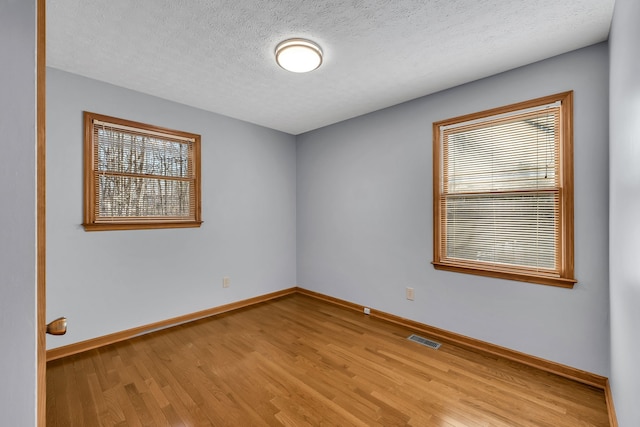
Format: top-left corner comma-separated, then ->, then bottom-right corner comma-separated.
93,121 -> 196,220
440,104 -> 561,275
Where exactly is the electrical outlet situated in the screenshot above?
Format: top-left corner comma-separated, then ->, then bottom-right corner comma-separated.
406,287 -> 415,301
363,307 -> 371,315
223,276 -> 230,288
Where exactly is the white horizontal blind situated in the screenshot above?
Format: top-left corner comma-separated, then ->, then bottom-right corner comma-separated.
93,121 -> 196,221
441,104 -> 561,273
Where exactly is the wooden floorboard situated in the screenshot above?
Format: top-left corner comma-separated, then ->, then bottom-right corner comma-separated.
47,293 -> 609,426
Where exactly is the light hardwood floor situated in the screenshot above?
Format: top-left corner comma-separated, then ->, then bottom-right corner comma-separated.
46,294 -> 609,426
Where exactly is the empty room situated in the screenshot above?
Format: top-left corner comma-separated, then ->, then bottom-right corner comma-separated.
2,0 -> 640,426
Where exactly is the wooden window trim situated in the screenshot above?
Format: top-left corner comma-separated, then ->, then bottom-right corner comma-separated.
83,112 -> 202,231
432,92 -> 575,288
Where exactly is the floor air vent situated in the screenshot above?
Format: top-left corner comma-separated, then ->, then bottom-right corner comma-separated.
407,334 -> 441,350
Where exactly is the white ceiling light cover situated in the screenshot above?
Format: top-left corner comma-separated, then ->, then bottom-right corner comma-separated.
275,38 -> 323,73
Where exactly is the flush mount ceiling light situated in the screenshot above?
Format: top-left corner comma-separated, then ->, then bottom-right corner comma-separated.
275,38 -> 323,73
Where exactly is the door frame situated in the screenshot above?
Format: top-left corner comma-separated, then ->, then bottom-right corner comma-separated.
36,0 -> 47,424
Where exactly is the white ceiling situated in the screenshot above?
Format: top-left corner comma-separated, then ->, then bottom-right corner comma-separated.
47,0 -> 614,135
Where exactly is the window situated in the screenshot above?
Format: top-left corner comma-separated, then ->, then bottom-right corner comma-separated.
432,92 -> 575,287
83,112 -> 202,231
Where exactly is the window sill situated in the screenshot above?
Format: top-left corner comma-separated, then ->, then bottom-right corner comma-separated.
82,221 -> 203,232
432,261 -> 576,288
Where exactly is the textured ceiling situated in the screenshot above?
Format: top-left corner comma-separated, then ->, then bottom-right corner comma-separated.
47,0 -> 614,135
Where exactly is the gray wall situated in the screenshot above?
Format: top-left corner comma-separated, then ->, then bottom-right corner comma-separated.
297,43 -> 610,376
609,0 -> 640,424
46,69 -> 297,348
0,0 -> 37,425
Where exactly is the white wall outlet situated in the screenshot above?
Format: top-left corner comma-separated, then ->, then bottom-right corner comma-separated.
363,307 -> 371,315
406,287 -> 415,300
223,276 -> 230,288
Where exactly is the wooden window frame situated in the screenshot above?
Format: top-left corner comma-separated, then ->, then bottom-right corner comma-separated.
83,111 -> 202,231
432,92 -> 575,288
